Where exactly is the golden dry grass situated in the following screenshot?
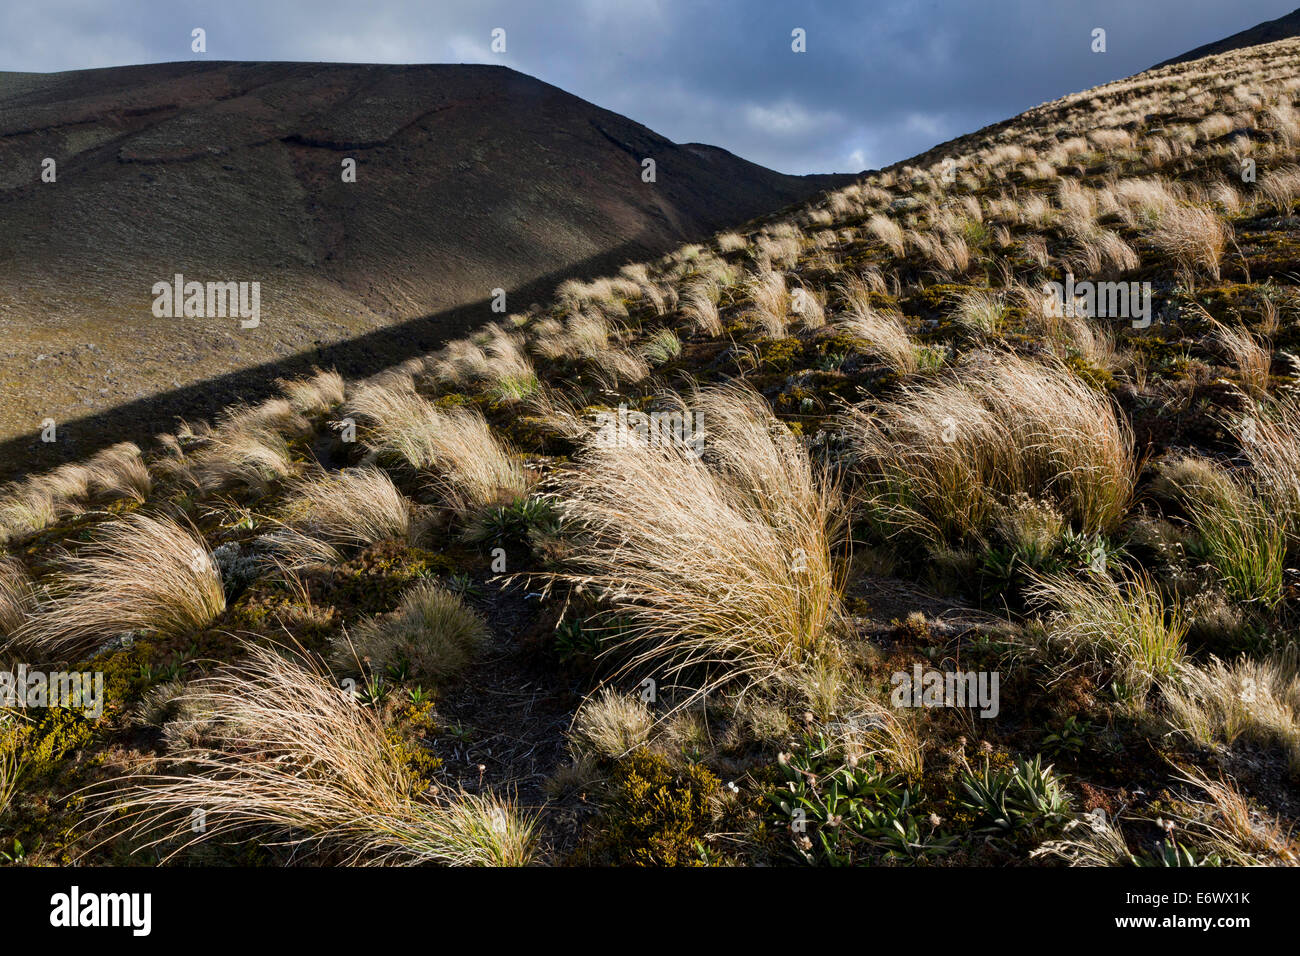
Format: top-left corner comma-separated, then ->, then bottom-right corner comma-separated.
11,512 -> 225,662
841,353 -> 1136,545
547,384 -> 842,699
90,642 -> 536,865
279,466 -> 411,549
342,579 -> 488,681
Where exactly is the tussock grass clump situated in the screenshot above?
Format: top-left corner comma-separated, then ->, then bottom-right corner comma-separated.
830,690 -> 928,778
420,406 -> 530,513
93,643 -> 535,865
563,308 -> 617,358
90,442 -> 152,503
569,688 -> 654,758
841,353 -> 1135,545
188,399 -> 308,495
1173,768 -> 1299,864
680,282 -> 722,337
641,329 -> 682,365
278,368 -> 345,415
346,380 -> 528,513
12,513 -> 225,661
344,580 -> 488,681
0,442 -> 151,544
1019,283 -> 1119,369
0,484 -> 58,546
549,384 -> 842,697
1163,652 -> 1300,773
483,329 -> 540,400
1146,203 -> 1230,283
427,338 -> 490,385
1159,454 -> 1287,608
1209,317 -> 1272,396
953,290 -> 1006,337
0,557 -> 35,638
590,346 -> 651,389
791,285 -> 826,330
1259,163 -> 1300,214
48,442 -> 154,506
280,466 -> 411,549
429,327 -> 538,400
835,289 -> 916,375
1114,175 -> 1178,221
744,268 -> 790,337
867,214 -> 906,256
1066,229 -> 1140,276
0,716 -> 25,819
715,231 -> 747,253
344,378 -> 436,466
1236,395 -> 1300,549
1028,571 -> 1186,703
41,463 -> 92,508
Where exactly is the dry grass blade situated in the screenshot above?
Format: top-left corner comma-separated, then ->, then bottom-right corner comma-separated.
835,282 -> 917,374
841,352 -> 1135,545
279,466 -> 411,548
1028,570 -> 1185,704
11,512 -> 225,661
1162,651 -> 1300,774
0,557 -> 35,638
345,380 -> 529,513
1146,203 -> 1230,284
548,384 -> 843,699
86,642 -> 536,865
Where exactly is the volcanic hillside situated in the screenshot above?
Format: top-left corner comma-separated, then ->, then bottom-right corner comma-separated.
1156,5 -> 1300,68
4,38 -> 1300,868
0,60 -> 850,472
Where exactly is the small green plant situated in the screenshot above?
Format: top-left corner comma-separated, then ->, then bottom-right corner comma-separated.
586,749 -> 718,866
138,660 -> 183,684
554,615 -> 602,667
0,838 -> 26,863
815,351 -> 848,372
386,659 -> 412,683
771,734 -> 953,864
442,721 -> 474,744
1041,716 -> 1093,758
465,496 -> 560,547
958,755 -> 1072,835
1135,838 -> 1223,867
444,572 -> 482,598
357,674 -> 389,708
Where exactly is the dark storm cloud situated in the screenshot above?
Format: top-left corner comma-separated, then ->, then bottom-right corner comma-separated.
1,0 -> 1295,173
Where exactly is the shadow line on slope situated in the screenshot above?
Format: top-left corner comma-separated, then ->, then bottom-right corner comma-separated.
0,236 -> 698,485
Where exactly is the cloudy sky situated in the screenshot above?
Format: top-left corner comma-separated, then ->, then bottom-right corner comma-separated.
1,0 -> 1295,173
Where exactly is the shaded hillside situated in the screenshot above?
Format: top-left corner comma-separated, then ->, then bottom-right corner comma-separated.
1155,6 -> 1300,67
0,60 -> 851,470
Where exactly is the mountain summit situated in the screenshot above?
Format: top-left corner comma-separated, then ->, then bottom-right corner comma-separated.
0,61 -> 850,460
1155,6 -> 1300,67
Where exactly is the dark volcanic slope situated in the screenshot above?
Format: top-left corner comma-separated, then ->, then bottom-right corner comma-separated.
0,61 -> 851,457
1155,7 -> 1300,68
